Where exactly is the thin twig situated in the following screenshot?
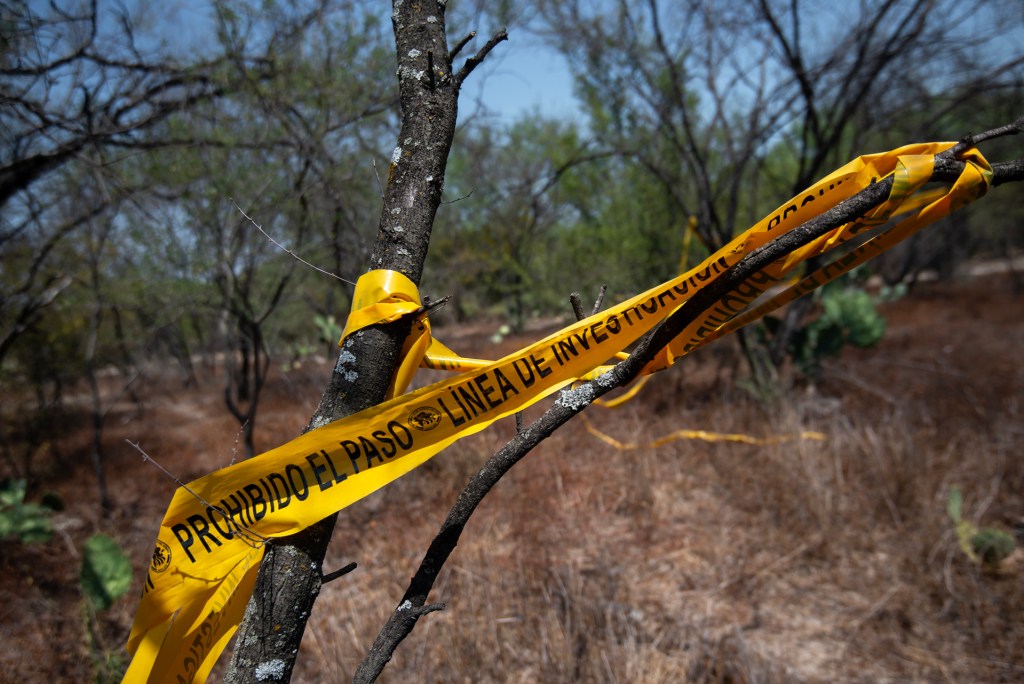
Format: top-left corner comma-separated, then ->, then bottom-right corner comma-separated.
590,285 -> 608,317
939,114 -> 1024,160
128,440 -> 204,498
421,296 -> 451,320
371,158 -> 385,200
441,188 -> 474,204
568,292 -> 586,321
454,28 -> 509,89
128,440 -> 267,546
228,420 -> 249,467
415,602 -> 445,617
450,31 -> 477,60
231,198 -> 356,287
322,561 -> 358,584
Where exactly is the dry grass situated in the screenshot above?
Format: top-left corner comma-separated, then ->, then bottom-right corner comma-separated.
286,387 -> 1022,683
2,275 -> 1022,682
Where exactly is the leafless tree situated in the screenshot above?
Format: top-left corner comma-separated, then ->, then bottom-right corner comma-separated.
1,1 -> 399,486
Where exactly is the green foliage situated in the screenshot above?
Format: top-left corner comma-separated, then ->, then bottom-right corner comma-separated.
80,534 -> 133,611
431,115 -> 594,328
970,528 -> 1015,567
783,286 -> 888,377
80,533 -> 131,681
947,486 -> 1016,568
0,478 -> 54,544
314,314 -> 342,348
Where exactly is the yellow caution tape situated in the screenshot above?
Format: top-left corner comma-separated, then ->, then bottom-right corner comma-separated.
420,336 -> 493,372
124,142 -> 990,683
580,413 -> 825,449
339,269 -> 427,398
592,375 -> 652,408
679,215 -> 699,273
703,147 -> 991,344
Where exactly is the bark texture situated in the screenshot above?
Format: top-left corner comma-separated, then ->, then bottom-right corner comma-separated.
224,2 -> 463,681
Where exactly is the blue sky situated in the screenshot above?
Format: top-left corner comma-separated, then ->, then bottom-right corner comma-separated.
141,1 -> 583,125
457,33 -> 583,124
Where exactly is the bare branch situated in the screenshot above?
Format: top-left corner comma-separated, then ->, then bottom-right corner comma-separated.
568,292 -> 586,321
353,142 -> 1024,681
450,30 -> 477,60
322,562 -> 358,584
442,188 -> 474,204
454,28 -> 509,89
942,115 -> 1024,160
590,285 -> 608,317
371,158 -> 385,200
231,199 -> 357,287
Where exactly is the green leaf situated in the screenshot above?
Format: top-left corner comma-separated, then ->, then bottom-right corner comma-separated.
81,534 -> 133,611
970,528 -> 1015,567
11,503 -> 53,543
838,290 -> 886,348
0,479 -> 53,544
0,478 -> 26,507
820,291 -> 843,324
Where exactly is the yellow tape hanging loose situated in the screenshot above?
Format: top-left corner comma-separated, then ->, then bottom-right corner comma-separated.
581,413 -> 826,450
124,142 -> 991,683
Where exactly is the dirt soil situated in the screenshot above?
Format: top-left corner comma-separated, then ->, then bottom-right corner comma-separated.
1,272 -> 1022,683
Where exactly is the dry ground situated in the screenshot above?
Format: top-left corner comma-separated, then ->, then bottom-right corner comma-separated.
1,272 -> 1022,683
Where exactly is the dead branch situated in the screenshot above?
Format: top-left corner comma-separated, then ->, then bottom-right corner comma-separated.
454,28 -> 509,89
232,199 -> 357,286
941,115 -> 1024,160
450,31 -> 477,60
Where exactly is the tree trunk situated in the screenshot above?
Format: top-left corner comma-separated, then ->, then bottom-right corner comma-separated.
223,2 -> 465,681
85,303 -> 111,512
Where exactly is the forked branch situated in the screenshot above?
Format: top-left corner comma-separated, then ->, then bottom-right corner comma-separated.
454,28 -> 509,89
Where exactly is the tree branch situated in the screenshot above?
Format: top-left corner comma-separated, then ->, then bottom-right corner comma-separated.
321,562 -> 358,584
453,28 -> 509,90
223,1 -> 474,680
942,114 -> 1024,161
450,31 -> 477,60
353,141 -> 1024,682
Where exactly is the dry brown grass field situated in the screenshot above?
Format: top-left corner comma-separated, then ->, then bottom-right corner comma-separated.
2,272 -> 1022,683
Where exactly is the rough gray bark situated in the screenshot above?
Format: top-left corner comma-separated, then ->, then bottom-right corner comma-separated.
222,2 -> 503,681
